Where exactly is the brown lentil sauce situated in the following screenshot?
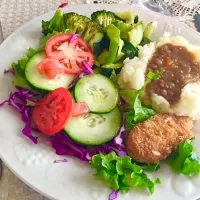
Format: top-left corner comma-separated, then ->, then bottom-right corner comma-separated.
146,43 -> 200,105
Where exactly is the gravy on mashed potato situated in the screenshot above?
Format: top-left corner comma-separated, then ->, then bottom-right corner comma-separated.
146,43 -> 200,105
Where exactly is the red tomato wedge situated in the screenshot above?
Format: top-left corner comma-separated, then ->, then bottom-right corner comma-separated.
32,88 -> 73,135
72,102 -> 90,117
45,33 -> 94,74
37,58 -> 65,79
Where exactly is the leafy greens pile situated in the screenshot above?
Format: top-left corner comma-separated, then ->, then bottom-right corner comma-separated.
91,152 -> 161,194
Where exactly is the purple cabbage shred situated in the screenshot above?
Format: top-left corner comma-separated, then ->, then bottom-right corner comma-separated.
119,96 -> 127,107
109,190 -> 119,200
4,68 -> 15,76
69,61 -> 93,87
48,129 -> 127,162
70,34 -> 81,41
0,87 -> 40,144
113,113 -> 127,152
54,159 -> 68,163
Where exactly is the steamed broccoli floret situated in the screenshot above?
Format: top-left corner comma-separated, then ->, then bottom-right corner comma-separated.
42,10 -> 66,35
82,21 -> 103,42
64,12 -> 90,34
91,10 -> 116,28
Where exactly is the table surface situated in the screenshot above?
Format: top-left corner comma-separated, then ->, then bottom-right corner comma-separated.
0,0 -> 200,200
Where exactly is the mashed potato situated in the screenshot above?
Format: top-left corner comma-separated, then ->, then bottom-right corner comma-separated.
118,32 -> 200,120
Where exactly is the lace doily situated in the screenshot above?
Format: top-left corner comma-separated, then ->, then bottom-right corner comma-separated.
87,0 -> 200,29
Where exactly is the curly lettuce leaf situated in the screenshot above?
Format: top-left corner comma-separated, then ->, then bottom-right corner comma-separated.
42,9 -> 66,35
141,163 -> 161,172
12,48 -> 37,78
91,152 -> 161,194
125,72 -> 162,129
10,48 -> 37,89
167,139 -> 200,176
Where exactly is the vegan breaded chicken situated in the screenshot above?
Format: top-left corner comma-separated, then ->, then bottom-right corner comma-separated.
126,114 -> 194,164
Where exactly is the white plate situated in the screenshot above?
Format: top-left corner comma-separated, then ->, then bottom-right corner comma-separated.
0,4 -> 200,200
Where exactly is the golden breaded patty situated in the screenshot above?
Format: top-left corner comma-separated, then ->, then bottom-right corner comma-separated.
126,114 -> 194,164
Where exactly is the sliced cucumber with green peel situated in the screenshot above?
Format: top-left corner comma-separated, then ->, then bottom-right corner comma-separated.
25,52 -> 75,91
64,107 -> 121,145
128,22 -> 144,46
101,63 -> 122,77
144,22 -> 156,39
74,74 -> 118,113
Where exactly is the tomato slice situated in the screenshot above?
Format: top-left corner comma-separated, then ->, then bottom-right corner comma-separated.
72,102 -> 90,117
37,58 -> 65,79
32,88 -> 73,135
45,33 -> 94,74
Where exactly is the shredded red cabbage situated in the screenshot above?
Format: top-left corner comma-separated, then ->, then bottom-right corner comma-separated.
48,128 -> 127,162
0,87 -> 40,144
113,113 -> 126,151
54,159 -> 68,163
69,61 -> 94,87
69,72 -> 85,88
4,68 -> 15,76
82,61 -> 94,75
58,2 -> 69,8
119,96 -> 127,107
109,190 -> 119,200
70,34 -> 81,41
48,132 -> 92,161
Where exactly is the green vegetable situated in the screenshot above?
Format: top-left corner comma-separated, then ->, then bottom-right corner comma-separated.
91,152 -> 161,194
115,11 -> 138,24
140,37 -> 152,46
42,10 -> 66,35
101,63 -> 122,77
125,72 -> 162,130
88,32 -> 104,50
114,20 -> 132,40
97,49 -> 109,64
38,30 -> 69,51
13,77 -> 31,89
64,12 -> 90,34
128,22 -> 144,46
91,10 -> 116,28
143,22 -> 156,39
93,34 -> 110,56
110,70 -> 118,84
122,39 -> 138,59
11,48 -> 37,89
82,21 -> 103,43
105,24 -> 120,64
167,139 -> 200,176
114,39 -> 124,62
141,163 -> 161,172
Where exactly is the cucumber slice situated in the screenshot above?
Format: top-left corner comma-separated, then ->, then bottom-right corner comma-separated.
144,22 -> 156,39
74,74 -> 118,113
25,52 -> 75,91
115,11 -> 138,24
128,22 -> 144,46
64,107 -> 121,145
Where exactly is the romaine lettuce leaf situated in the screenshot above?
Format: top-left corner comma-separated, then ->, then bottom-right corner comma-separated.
10,48 -> 37,89
91,152 -> 161,194
124,72 -> 162,129
167,139 -> 200,176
